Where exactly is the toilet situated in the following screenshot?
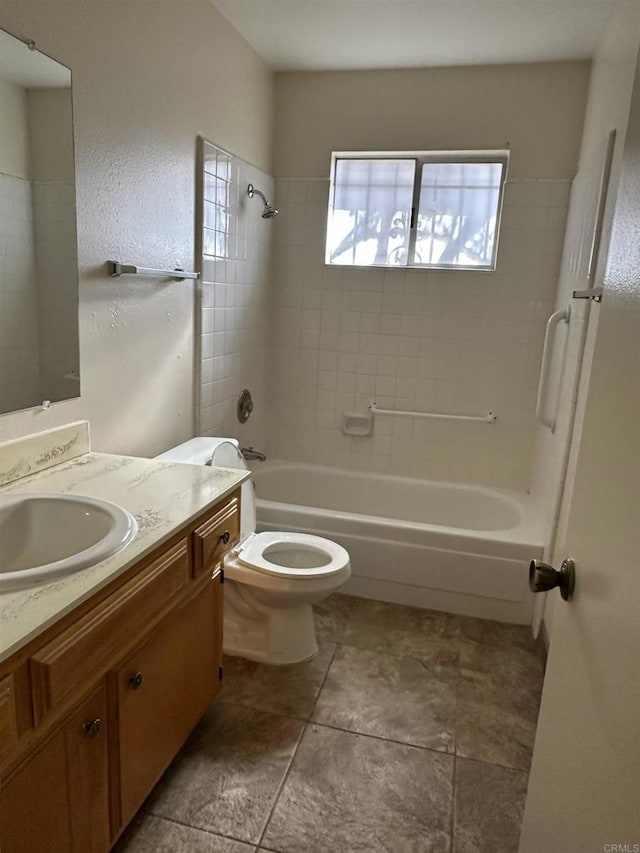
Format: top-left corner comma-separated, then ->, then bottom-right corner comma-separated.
155,437 -> 350,664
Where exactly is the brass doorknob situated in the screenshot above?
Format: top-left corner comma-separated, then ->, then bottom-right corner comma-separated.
529,558 -> 575,601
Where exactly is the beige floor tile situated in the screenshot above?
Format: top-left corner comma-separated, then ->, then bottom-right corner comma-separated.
341,597 -> 454,664
443,615 -> 543,675
313,593 -> 359,644
454,757 -> 528,853
262,724 -> 453,853
116,814 -> 254,852
313,644 -> 457,752
222,642 -> 336,719
145,702 -> 303,845
455,666 -> 540,772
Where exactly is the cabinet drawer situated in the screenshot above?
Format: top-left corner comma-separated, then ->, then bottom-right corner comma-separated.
193,493 -> 240,577
115,575 -> 222,829
30,541 -> 189,725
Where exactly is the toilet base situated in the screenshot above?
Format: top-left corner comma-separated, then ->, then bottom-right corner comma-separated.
223,580 -> 319,665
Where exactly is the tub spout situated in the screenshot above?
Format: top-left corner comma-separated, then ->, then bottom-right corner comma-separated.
241,446 -> 267,462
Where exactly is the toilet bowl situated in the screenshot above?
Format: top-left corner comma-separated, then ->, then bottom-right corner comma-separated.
155,438 -> 350,664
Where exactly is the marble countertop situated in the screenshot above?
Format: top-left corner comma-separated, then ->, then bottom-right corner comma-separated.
0,451 -> 248,663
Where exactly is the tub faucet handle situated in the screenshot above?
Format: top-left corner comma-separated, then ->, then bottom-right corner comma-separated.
241,447 -> 267,462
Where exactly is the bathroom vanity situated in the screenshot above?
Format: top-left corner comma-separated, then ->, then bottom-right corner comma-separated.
0,423 -> 245,851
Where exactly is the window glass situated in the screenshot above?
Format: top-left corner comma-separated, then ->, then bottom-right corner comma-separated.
203,157 -> 232,259
415,161 -> 503,267
326,159 -> 415,266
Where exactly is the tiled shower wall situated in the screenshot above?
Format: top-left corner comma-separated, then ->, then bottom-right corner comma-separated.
198,140 -> 274,449
268,177 -> 571,490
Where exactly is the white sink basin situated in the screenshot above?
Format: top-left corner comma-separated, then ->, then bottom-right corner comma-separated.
0,493 -> 138,591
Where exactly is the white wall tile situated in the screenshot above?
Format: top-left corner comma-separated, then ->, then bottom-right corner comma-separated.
268,177 -> 572,490
198,141 -> 274,451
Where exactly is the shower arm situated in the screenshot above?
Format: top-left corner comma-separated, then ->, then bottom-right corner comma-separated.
247,183 -> 268,205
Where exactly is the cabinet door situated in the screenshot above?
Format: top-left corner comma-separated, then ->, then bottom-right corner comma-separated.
115,574 -> 222,829
0,683 -> 109,853
65,684 -> 111,852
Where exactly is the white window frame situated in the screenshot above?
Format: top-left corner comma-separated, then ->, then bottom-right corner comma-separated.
325,150 -> 509,271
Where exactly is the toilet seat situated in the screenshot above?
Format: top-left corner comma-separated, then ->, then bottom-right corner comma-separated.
155,436 -> 351,663
233,531 -> 349,579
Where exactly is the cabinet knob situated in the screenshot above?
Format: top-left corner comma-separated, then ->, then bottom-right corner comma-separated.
83,718 -> 102,738
129,672 -> 143,690
219,530 -> 231,545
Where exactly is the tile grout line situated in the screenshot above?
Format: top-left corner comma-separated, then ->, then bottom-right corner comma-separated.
255,640 -> 340,850
299,717 -> 456,759
218,696 -> 311,725
451,753 -> 458,853
255,719 -> 307,851
453,752 -> 531,777
449,652 -> 462,853
309,638 -> 340,719
140,811 -> 260,849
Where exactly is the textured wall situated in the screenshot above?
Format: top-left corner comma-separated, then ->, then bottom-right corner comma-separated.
0,0 -> 273,455
274,62 -> 590,180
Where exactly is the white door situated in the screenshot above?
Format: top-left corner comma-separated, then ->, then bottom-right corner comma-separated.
519,59 -> 640,853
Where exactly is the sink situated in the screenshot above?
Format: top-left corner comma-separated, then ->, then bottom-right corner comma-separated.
0,493 -> 138,591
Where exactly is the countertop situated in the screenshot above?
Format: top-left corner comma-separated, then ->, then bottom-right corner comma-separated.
0,451 -> 248,664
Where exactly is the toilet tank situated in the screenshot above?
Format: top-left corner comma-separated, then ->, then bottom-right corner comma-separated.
155,437 -> 255,537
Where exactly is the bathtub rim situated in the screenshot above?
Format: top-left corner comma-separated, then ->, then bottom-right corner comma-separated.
251,459 -> 547,558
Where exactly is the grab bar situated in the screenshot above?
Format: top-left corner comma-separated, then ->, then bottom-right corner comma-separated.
535,306 -> 570,432
108,261 -> 199,281
369,403 -> 496,423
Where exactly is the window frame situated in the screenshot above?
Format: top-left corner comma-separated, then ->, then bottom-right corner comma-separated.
325,150 -> 510,272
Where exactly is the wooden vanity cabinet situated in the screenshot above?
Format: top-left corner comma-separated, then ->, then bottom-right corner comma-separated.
0,489 -> 239,852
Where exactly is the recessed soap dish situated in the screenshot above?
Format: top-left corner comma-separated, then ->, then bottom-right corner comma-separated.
343,412 -> 373,436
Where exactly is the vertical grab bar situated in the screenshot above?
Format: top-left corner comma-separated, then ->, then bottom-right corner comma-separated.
535,306 -> 571,432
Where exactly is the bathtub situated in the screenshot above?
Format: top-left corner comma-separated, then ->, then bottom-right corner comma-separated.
252,461 -> 546,624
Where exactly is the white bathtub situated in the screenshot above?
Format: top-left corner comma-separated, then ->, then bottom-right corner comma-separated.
252,461 -> 546,624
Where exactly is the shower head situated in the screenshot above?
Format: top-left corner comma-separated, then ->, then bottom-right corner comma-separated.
247,183 -> 278,219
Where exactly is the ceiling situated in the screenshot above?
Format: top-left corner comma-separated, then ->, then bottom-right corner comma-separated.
210,0 -> 616,71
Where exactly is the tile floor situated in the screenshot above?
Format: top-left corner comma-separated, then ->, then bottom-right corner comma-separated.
118,594 -> 545,853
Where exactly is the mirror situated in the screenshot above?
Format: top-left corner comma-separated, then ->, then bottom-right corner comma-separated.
0,28 -> 80,415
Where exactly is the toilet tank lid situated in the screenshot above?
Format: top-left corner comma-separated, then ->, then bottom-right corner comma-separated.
155,436 -> 239,465
210,441 -> 248,471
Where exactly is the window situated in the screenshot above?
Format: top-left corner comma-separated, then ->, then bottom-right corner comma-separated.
203,150 -> 232,259
325,151 -> 508,270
